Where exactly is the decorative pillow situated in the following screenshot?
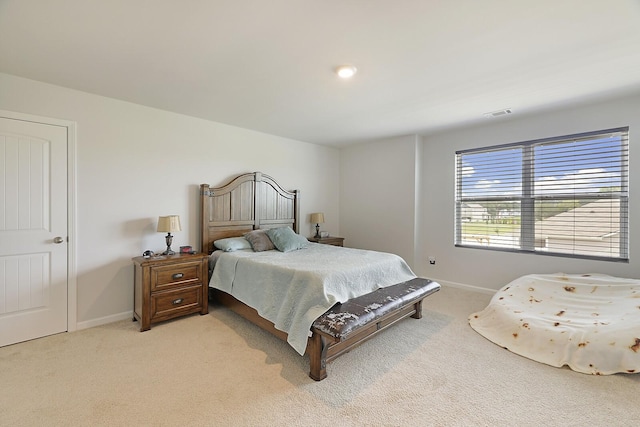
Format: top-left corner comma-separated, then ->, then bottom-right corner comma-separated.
214,237 -> 253,252
244,229 -> 276,252
266,226 -> 309,252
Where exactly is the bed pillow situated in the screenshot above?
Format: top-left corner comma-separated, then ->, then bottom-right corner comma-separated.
244,229 -> 276,252
266,226 -> 309,252
214,237 -> 253,252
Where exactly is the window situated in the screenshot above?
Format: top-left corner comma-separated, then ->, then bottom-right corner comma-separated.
455,127 -> 629,261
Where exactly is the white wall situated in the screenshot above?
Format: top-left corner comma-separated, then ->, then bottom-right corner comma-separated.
418,92 -> 640,291
4,72 -> 638,327
340,135 -> 419,268
0,73 -> 340,327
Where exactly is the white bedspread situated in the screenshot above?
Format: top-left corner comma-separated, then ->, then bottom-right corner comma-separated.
209,243 -> 416,355
469,273 -> 640,375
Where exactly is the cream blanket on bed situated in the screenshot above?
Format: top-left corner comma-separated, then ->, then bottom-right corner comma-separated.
469,273 -> 640,375
209,243 -> 416,355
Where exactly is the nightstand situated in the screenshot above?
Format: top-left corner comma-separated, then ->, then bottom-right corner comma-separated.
132,252 -> 209,331
308,236 -> 344,247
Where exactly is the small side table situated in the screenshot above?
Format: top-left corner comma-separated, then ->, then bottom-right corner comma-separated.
132,252 -> 209,331
308,236 -> 344,247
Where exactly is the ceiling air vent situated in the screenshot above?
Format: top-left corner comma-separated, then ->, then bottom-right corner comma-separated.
483,108 -> 512,118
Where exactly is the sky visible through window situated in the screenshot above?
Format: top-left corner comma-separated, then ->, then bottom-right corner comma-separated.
460,135 -> 624,198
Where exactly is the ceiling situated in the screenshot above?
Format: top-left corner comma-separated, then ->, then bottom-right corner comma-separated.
1,1 -> 640,147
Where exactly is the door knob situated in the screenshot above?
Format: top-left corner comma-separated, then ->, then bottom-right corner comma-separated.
53,237 -> 64,244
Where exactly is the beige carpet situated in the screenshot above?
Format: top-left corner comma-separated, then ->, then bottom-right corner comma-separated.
1,286 -> 638,426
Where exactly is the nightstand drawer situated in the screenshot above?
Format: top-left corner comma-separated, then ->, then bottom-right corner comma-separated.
151,286 -> 202,321
151,262 -> 202,291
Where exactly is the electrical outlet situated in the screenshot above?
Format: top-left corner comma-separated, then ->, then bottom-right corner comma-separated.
428,256 -> 436,265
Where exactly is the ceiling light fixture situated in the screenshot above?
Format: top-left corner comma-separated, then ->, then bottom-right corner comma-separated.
335,65 -> 357,79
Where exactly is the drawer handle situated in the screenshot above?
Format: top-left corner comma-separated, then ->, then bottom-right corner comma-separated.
172,298 -> 183,305
172,273 -> 184,280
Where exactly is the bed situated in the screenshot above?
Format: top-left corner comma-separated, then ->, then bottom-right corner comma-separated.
469,273 -> 640,375
201,172 -> 440,380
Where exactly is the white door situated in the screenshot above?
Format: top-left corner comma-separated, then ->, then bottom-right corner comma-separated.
0,117 -> 68,347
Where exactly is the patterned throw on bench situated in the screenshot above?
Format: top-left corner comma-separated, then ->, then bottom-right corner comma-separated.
313,278 -> 441,341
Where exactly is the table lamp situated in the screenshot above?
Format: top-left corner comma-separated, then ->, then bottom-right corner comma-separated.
157,215 -> 181,255
310,212 -> 324,238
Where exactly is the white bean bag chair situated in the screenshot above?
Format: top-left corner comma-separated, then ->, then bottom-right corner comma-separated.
469,273 -> 640,375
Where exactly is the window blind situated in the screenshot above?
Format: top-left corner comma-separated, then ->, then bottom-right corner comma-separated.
455,127 -> 629,261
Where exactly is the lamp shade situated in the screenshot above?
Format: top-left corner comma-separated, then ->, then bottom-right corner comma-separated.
157,215 -> 182,233
310,213 -> 325,224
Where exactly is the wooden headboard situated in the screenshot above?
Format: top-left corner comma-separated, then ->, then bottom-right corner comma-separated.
200,172 -> 300,254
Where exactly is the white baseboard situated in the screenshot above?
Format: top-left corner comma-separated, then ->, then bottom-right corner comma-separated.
430,278 -> 497,295
76,311 -> 133,331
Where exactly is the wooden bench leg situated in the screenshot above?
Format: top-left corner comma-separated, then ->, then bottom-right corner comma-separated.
308,331 -> 330,381
411,299 -> 424,319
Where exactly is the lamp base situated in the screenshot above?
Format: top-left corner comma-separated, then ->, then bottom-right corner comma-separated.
314,223 -> 321,239
162,233 -> 175,255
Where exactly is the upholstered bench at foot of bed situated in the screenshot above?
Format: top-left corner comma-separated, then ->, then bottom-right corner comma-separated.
308,277 -> 441,381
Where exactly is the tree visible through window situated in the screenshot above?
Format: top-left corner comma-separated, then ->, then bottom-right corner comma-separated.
455,127 -> 629,261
